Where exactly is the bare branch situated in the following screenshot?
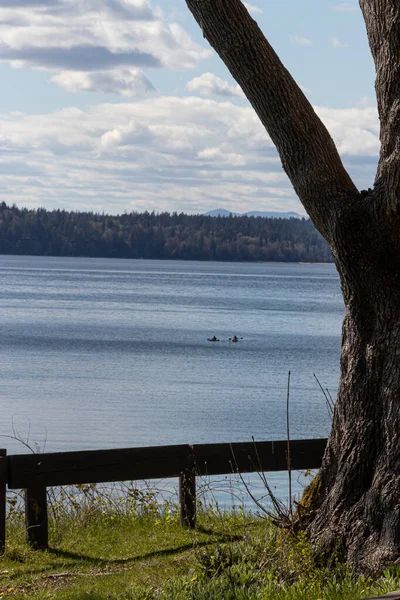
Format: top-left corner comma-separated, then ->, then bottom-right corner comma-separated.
185,0 -> 358,239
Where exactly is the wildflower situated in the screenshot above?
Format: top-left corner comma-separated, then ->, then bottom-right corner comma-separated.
190,576 -> 197,582
8,588 -> 14,593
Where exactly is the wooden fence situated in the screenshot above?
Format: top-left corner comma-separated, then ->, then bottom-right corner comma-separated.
0,438 -> 327,551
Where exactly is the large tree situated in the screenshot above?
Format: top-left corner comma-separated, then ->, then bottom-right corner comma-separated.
184,0 -> 400,572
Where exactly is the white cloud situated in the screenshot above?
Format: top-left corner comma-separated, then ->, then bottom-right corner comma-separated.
243,3 -> 264,15
315,105 -> 379,155
52,68 -> 156,97
197,147 -> 247,167
187,72 -> 244,98
0,97 -> 380,215
332,37 -> 348,48
0,97 -> 294,214
290,36 -> 313,46
100,118 -> 153,149
0,0 -> 211,95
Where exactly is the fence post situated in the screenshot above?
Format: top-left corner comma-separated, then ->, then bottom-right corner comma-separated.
25,486 -> 48,550
179,451 -> 196,529
0,450 -> 6,554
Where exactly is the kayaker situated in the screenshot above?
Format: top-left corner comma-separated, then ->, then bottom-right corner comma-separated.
232,335 -> 238,342
208,335 -> 218,342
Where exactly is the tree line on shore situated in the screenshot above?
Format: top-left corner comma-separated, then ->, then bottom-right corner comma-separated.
0,202 -> 333,262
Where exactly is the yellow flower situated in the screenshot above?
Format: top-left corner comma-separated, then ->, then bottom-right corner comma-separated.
8,589 -> 15,593
190,576 -> 197,582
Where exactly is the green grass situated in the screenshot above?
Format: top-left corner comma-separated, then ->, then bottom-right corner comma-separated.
1,488 -> 399,600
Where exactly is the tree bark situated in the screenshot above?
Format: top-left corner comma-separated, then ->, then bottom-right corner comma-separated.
184,0 -> 400,572
310,201 -> 400,571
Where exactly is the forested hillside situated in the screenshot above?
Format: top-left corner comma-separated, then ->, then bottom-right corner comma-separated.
0,202 -> 333,262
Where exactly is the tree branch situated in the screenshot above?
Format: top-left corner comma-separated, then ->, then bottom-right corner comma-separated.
185,0 -> 358,239
359,1 -> 400,199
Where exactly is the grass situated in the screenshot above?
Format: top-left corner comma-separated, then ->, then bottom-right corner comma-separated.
1,485 -> 399,600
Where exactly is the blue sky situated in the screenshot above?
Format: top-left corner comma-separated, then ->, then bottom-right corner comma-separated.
0,0 -> 379,215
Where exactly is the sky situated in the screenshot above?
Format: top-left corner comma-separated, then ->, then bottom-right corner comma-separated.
0,0 -> 379,216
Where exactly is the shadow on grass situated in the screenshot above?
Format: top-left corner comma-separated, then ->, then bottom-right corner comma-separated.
196,525 -> 242,539
46,530 -> 243,566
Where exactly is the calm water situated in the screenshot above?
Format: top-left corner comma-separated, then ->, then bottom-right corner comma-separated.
0,256 -> 344,502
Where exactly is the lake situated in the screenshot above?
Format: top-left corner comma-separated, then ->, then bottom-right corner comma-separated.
0,256 -> 344,504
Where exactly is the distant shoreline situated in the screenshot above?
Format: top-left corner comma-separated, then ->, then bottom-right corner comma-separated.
0,253 -> 335,265
0,203 -> 333,264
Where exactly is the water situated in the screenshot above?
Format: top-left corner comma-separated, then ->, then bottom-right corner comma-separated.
0,256 -> 344,504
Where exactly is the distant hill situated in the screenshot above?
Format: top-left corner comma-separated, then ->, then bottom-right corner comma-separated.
204,208 -> 303,219
204,208 -> 240,217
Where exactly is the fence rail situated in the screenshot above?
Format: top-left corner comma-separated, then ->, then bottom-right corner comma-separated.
0,438 -> 327,551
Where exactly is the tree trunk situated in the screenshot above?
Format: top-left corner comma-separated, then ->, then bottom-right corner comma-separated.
184,0 -> 400,572
305,199 -> 400,571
